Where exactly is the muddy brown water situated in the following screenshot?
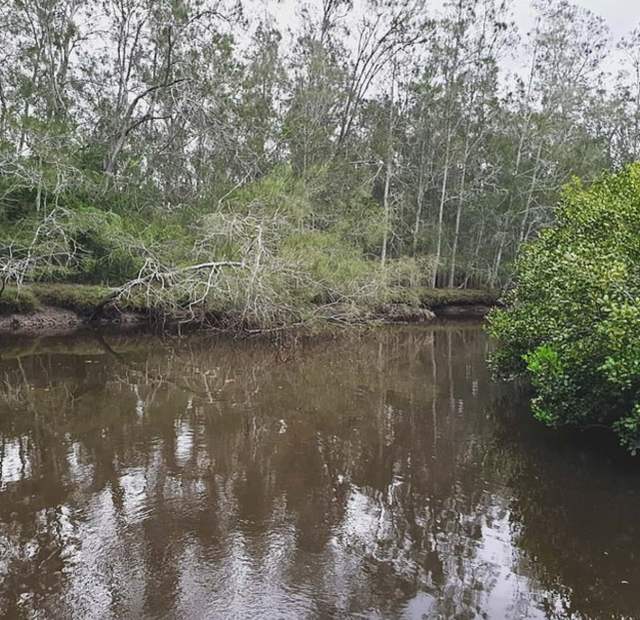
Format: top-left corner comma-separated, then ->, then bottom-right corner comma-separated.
1,324 -> 640,619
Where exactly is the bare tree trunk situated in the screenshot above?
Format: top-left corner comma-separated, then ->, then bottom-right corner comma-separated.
519,141 -> 543,243
103,23 -> 181,180
432,137 -> 451,288
448,145 -> 468,287
491,232 -> 505,288
412,177 -> 425,257
464,219 -> 485,288
381,154 -> 392,267
381,66 -> 396,268
412,136 -> 430,257
0,78 -> 7,140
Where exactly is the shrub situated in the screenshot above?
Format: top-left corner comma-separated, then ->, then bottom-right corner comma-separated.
63,208 -> 143,284
281,231 -> 377,304
488,164 -> 640,452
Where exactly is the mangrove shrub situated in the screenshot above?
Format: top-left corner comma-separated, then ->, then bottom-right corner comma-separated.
489,164 -> 640,452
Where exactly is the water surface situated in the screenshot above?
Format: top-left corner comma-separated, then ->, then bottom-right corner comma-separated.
1,325 -> 639,619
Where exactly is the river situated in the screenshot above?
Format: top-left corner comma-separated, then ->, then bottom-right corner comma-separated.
0,325 -> 639,619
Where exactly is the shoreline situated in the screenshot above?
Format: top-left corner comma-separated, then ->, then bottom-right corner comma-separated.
0,302 -> 495,338
0,285 -> 499,337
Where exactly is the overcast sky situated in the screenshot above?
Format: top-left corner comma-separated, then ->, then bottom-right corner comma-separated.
253,0 -> 640,83
513,0 -> 640,39
262,0 -> 640,40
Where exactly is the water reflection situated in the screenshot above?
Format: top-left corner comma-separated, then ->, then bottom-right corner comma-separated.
0,326 -> 639,619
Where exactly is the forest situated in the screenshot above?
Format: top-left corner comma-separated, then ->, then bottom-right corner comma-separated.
0,0 -> 638,327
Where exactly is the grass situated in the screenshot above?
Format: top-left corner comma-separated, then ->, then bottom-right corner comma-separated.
29,284 -> 114,315
0,286 -> 41,315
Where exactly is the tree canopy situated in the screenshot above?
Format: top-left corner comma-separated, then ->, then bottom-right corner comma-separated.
1,0 -> 639,324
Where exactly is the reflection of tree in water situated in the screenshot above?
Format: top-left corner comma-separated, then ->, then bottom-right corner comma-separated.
0,327 -> 639,618
486,396 -> 640,620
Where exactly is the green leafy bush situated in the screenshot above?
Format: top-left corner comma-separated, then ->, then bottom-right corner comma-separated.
488,164 -> 640,452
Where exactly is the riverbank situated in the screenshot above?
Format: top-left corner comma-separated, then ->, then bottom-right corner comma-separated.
0,284 -> 500,336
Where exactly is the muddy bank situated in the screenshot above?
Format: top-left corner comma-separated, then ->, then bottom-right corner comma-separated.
0,285 -> 499,336
0,302 -> 494,336
0,306 -> 146,336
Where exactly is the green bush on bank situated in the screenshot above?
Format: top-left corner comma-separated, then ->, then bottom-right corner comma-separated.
488,164 -> 640,452
281,231 -> 376,304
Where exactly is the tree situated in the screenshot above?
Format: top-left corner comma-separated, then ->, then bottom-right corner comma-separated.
489,164 -> 640,452
2,0 -> 640,315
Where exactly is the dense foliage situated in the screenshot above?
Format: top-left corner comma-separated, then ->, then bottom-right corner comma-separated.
1,0 -> 639,324
489,164 -> 640,451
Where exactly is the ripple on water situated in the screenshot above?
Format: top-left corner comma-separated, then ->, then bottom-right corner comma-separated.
1,326 -> 640,619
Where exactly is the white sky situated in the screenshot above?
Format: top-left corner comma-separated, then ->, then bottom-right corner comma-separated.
250,0 -> 640,85
259,0 -> 640,41
513,0 -> 640,39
